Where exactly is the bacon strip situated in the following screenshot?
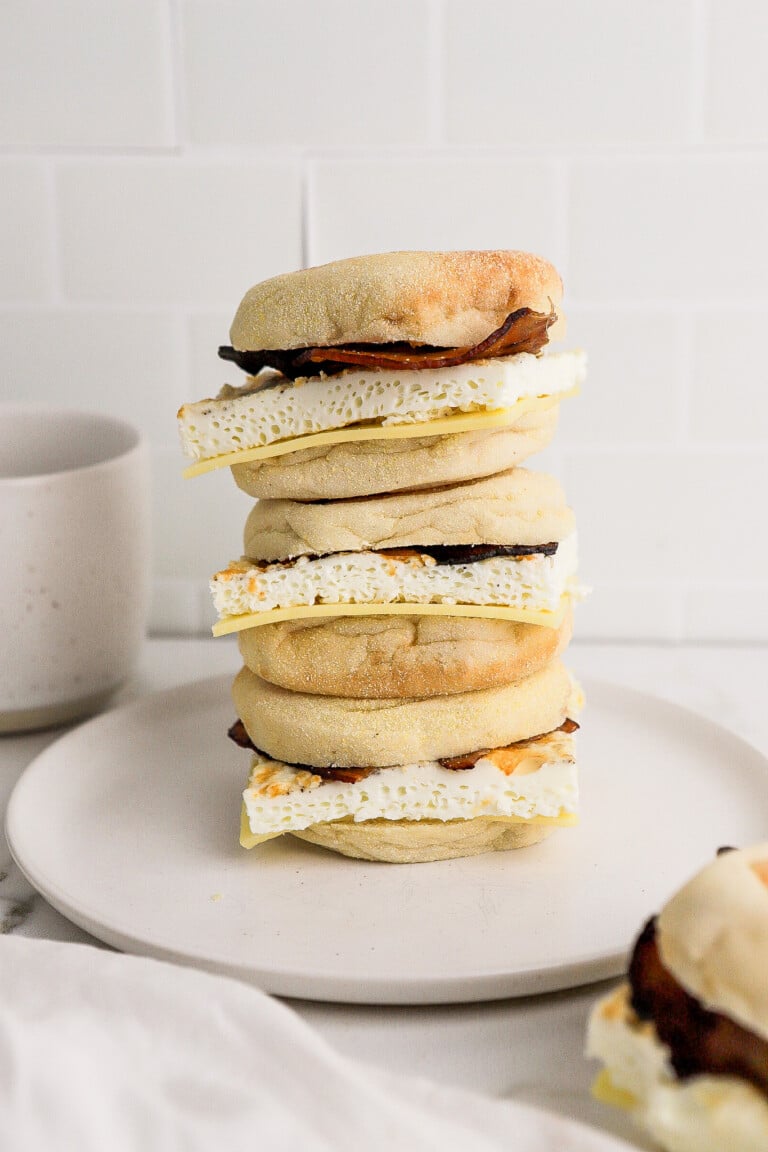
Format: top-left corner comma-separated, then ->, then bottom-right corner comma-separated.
629,917 -> 768,1099
228,717 -> 579,779
228,721 -> 375,782
438,719 -> 579,770
304,764 -> 376,785
394,542 -> 558,565
228,718 -> 255,750
249,541 -> 559,569
219,306 -> 556,380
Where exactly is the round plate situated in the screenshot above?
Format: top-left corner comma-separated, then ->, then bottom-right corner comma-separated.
6,675 -> 768,1004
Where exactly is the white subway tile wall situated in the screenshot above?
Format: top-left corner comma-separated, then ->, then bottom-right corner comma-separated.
705,0 -> 768,143
1,0 -> 766,639
0,1 -> 175,148
443,0 -> 692,146
57,160 -> 303,303
690,312 -> 768,444
182,0 -> 433,148
569,157 -> 768,301
308,158 -> 566,267
0,163 -> 54,300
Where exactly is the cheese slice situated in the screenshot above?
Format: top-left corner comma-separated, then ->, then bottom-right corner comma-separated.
240,805 -> 282,849
183,392 -> 571,478
213,597 -> 569,637
239,803 -> 576,849
591,1070 -> 638,1112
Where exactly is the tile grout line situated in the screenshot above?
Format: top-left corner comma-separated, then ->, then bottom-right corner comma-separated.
0,301 -> 236,316
554,155 -> 571,285
673,580 -> 686,644
169,276 -> 198,622
167,0 -> 187,150
5,143 -> 768,163
677,310 -> 695,445
4,299 -> 768,314
301,160 -> 313,269
43,159 -> 63,306
688,0 -> 710,144
426,0 -> 444,147
562,443 -> 768,455
565,299 -> 768,311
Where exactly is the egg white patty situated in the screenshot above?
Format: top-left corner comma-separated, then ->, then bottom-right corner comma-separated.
243,731 -> 577,837
587,985 -> 768,1152
179,351 -> 585,463
213,534 -> 578,622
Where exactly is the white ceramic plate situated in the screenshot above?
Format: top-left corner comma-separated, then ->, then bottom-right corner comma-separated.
7,675 -> 768,1004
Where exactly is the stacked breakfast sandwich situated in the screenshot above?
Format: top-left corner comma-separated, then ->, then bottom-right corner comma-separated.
588,844 -> 768,1152
178,250 -> 586,862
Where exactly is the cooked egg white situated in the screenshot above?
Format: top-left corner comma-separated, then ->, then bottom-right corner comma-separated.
242,729 -> 578,842
587,985 -> 768,1152
178,351 -> 585,471
211,534 -> 579,635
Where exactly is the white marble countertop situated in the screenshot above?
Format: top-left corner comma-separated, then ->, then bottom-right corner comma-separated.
2,637 -> 767,1148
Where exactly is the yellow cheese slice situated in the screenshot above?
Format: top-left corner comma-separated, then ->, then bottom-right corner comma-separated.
214,597 -> 568,637
239,803 -> 576,849
183,390 -> 575,478
240,805 -> 283,849
591,1070 -> 638,1112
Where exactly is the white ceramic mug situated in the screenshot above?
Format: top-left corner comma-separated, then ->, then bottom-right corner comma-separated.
0,407 -> 150,732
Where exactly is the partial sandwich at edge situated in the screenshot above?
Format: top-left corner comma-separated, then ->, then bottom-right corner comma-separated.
587,845 -> 768,1152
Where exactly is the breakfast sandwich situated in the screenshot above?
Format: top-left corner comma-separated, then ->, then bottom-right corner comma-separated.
176,248 -> 585,863
210,467 -> 579,636
229,659 -> 581,863
587,845 -> 768,1151
178,251 -> 585,500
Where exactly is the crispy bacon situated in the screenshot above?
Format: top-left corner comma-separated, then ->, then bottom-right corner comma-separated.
219,306 -> 556,380
250,541 -> 559,568
228,716 -> 579,779
227,721 -> 376,782
436,749 -> 487,772
437,718 -> 580,771
227,718 -> 255,750
559,718 -> 580,735
380,542 -> 558,565
306,764 -> 376,785
629,917 -> 768,1099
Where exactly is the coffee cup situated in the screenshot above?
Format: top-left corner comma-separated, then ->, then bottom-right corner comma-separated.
0,407 -> 150,733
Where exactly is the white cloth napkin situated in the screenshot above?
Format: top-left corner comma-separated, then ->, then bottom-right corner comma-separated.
0,937 -> 632,1152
